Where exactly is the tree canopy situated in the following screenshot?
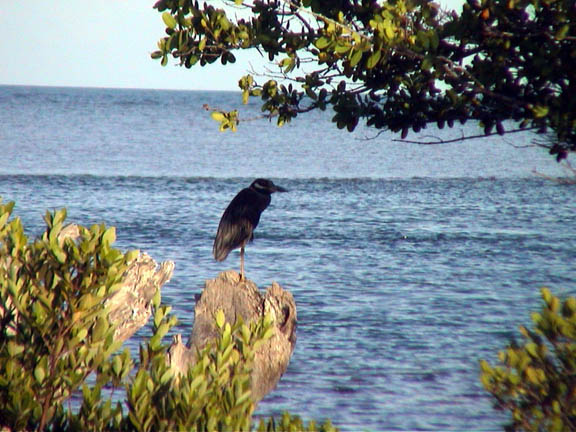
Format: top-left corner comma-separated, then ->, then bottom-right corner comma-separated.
152,0 -> 576,161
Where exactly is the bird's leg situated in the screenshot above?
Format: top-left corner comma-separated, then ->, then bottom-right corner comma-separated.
240,246 -> 245,280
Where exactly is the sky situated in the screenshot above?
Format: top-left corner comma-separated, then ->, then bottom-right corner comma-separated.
0,0 -> 464,91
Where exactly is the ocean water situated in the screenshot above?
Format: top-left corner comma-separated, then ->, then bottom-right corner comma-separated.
1,85 -> 575,431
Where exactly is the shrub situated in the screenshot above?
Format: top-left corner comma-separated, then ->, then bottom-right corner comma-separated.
0,201 -> 130,431
0,200 -> 337,432
480,288 -> 576,431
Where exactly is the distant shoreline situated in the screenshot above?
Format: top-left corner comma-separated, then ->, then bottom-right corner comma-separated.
0,83 -> 240,94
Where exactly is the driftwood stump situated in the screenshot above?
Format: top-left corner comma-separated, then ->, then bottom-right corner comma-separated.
167,270 -> 297,402
97,235 -> 297,402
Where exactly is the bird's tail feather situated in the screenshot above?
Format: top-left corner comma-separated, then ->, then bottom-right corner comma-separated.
213,241 -> 230,262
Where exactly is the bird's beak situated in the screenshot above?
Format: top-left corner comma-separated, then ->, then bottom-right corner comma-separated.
275,185 -> 288,192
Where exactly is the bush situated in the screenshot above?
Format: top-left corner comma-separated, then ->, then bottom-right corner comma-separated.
0,200 -> 337,432
480,288 -> 576,431
0,201 -> 130,431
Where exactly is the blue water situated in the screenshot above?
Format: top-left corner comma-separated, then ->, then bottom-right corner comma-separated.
1,85 -> 575,431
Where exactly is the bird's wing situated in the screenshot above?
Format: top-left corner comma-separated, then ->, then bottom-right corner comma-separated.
213,190 -> 261,261
213,215 -> 253,261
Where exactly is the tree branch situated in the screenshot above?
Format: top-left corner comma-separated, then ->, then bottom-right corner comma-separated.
388,126 -> 538,145
532,160 -> 576,184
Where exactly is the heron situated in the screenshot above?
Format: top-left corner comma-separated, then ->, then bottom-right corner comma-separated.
213,178 -> 288,280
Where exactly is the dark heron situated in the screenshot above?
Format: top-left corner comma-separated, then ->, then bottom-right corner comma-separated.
213,178 -> 287,279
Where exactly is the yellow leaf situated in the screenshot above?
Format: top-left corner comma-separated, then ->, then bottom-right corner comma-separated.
215,309 -> 226,329
525,366 -> 542,384
532,105 -> 549,119
199,37 -> 207,52
162,12 -> 177,30
384,21 -> 395,39
210,111 -> 226,122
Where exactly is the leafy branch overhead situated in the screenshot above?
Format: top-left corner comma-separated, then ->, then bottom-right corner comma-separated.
152,0 -> 575,160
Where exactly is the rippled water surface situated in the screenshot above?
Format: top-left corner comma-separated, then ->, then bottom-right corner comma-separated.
1,86 -> 575,431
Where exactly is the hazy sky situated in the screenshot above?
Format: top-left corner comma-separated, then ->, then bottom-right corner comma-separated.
0,1 -> 464,91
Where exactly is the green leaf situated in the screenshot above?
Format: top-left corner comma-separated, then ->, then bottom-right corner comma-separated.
34,364 -> 46,384
305,87 -> 317,100
222,323 -> 232,346
0,209 -> 11,229
430,31 -> 439,50
113,355 -> 123,376
366,50 -> 382,69
421,57 -> 433,71
563,297 -> 576,317
525,366 -> 542,384
263,311 -> 274,327
52,245 -> 66,263
349,49 -> 363,67
315,37 -> 331,49
54,208 -> 67,226
335,42 -> 351,54
162,11 -> 177,30
102,226 -> 116,246
76,328 -> 88,341
525,342 -> 539,358
240,324 -> 251,343
93,316 -> 110,341
154,307 -> 166,328
155,322 -> 170,339
7,341 -> 24,357
541,287 -> 553,305
149,334 -> 161,351
153,287 -> 161,309
262,327 -> 275,340
555,24 -> 570,41
159,369 -> 172,385
383,21 -> 395,39
125,249 -> 140,262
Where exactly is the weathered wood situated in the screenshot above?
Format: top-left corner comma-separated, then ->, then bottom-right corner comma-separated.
167,270 -> 297,402
106,253 -> 175,343
58,224 -> 175,343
